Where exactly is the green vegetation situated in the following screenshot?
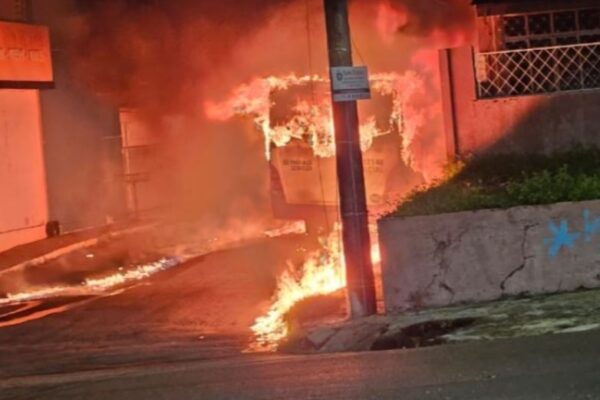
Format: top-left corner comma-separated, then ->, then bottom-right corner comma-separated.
390,148 -> 600,218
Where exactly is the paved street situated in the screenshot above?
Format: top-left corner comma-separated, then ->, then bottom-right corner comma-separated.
2,328 -> 600,399
1,237 -> 600,400
4,0 -> 600,399
0,236 -> 317,378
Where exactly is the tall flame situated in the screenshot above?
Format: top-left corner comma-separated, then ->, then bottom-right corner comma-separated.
205,71 -> 426,166
250,231 -> 345,350
250,227 -> 382,351
206,71 -> 425,350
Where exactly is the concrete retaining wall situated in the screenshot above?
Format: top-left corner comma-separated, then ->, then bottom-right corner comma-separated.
378,200 -> 600,313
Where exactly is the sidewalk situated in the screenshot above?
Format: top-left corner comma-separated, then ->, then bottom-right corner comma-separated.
0,222 -> 152,275
281,289 -> 600,354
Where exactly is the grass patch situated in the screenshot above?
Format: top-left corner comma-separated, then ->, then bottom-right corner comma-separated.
390,148 -> 600,218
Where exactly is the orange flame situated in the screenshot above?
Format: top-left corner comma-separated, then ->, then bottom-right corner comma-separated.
206,71 -> 426,350
250,226 -> 382,351
250,231 -> 345,350
0,258 -> 180,306
205,72 -> 427,167
371,71 -> 427,168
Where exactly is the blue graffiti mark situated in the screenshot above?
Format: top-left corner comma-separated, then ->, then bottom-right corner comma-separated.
582,209 -> 600,242
544,220 -> 581,258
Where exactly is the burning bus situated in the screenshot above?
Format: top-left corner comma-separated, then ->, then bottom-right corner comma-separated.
206,72 -> 427,231
268,77 -> 424,231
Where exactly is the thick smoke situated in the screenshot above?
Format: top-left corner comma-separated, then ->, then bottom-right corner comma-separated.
59,0 -> 305,225
67,0 -> 294,115
61,0 -> 478,224
44,0 -> 480,335
67,0 -> 475,116
377,0 -> 475,44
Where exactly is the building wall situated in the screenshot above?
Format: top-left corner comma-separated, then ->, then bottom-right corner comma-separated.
0,90 -> 48,252
0,0 -> 126,251
31,0 -> 126,231
441,46 -> 600,157
475,0 -> 600,17
0,0 -> 49,251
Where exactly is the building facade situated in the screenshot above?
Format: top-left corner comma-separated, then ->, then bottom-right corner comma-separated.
0,0 -> 127,252
0,0 -> 52,252
31,0 -> 126,233
440,0 -> 600,158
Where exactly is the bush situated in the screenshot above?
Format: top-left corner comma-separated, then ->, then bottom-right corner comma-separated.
507,166 -> 600,205
389,148 -> 600,218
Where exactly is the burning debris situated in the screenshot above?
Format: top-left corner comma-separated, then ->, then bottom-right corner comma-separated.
0,218 -> 309,309
0,257 -> 181,306
250,230 -> 345,350
250,226 -> 382,351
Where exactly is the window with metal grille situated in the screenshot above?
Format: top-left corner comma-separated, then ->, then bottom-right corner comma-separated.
475,8 -> 600,98
502,9 -> 600,49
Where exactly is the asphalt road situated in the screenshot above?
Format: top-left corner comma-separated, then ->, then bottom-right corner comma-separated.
0,235 -> 319,378
2,328 -> 600,400
1,236 -> 599,399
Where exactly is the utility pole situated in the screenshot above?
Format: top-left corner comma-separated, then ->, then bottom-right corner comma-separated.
323,0 -> 377,318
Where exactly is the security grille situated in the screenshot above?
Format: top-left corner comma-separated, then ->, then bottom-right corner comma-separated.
501,9 -> 600,50
476,41 -> 600,98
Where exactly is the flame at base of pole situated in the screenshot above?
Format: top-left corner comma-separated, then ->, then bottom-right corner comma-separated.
250,232 -> 345,351
250,226 -> 381,351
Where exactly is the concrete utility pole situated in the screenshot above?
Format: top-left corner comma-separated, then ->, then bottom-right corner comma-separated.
323,0 -> 377,318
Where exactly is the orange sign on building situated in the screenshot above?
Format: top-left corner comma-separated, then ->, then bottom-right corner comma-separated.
0,21 -> 53,84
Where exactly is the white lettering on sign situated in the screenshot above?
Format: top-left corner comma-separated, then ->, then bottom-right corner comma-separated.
330,66 -> 371,103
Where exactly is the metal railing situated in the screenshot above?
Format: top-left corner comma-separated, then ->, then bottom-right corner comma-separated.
475,41 -> 600,98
